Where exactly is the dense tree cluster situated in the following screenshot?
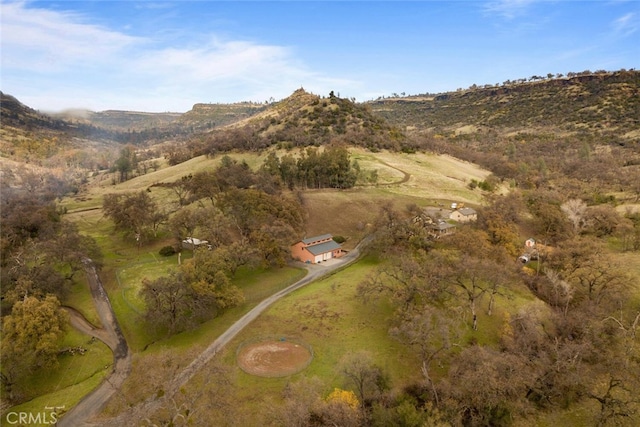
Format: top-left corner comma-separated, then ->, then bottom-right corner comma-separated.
103,191 -> 166,242
261,146 -> 359,189
1,187 -> 100,402
1,296 -> 69,401
218,188 -> 305,266
103,156 -> 307,335
349,195 -> 640,426
110,145 -> 138,182
1,194 -> 100,308
140,248 -> 244,333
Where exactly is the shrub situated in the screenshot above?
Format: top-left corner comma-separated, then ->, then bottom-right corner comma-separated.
159,245 -> 176,256
478,180 -> 494,191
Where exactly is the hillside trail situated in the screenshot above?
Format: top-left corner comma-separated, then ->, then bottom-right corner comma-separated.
57,259 -> 131,427
375,159 -> 411,185
86,236 -> 371,426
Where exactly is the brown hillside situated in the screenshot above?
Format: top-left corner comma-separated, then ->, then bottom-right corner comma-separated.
196,89 -> 406,153
180,102 -> 266,130
370,70 -> 640,140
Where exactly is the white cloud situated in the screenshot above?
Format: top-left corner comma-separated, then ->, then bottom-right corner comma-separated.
134,39 -> 296,80
613,12 -> 639,36
483,0 -> 538,19
0,1 -> 142,70
125,38 -> 361,108
0,1 -> 355,112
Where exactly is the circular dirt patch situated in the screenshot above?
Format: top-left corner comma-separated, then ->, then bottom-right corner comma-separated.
237,339 -> 313,377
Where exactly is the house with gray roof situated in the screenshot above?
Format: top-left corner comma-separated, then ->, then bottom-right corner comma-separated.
428,220 -> 456,238
291,234 -> 344,263
449,207 -> 477,223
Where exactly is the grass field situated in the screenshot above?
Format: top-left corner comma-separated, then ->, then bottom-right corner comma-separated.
1,328 -> 112,426
351,149 -> 491,204
99,265 -> 308,417
613,252 -> 640,308
6,148 -> 498,422
171,254 -> 549,424
66,148 -> 491,210
178,256 -> 420,421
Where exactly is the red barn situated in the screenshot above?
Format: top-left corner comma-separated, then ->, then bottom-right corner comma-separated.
291,234 -> 344,264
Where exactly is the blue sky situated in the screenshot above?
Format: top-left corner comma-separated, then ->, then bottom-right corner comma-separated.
1,1 -> 638,112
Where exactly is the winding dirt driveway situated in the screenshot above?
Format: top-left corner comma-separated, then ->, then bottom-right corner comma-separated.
58,259 -> 131,427
377,159 -> 411,185
100,237 -> 371,426
60,238 -> 369,426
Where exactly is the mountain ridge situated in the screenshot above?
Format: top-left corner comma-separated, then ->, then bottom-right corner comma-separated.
368,69 -> 640,141
2,69 -> 638,163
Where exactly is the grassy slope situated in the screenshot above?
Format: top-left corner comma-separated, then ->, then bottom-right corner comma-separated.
174,256 -> 418,421
352,149 -> 491,203
301,148 -> 491,248
224,259 -> 409,406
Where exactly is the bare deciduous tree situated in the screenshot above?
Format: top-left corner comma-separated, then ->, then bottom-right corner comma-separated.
561,198 -> 588,233
339,350 -> 388,406
390,307 -> 461,406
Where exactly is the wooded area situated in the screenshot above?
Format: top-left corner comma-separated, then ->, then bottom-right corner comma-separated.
350,199 -> 640,426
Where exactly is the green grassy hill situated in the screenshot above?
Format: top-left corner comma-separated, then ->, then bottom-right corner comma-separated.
191,89 -> 406,153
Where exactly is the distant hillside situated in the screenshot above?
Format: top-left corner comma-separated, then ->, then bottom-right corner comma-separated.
55,109 -> 182,132
52,102 -> 267,144
180,102 -> 266,130
192,71 -> 639,157
363,70 -> 639,200
1,92 -> 86,159
370,70 -> 640,141
4,69 -> 638,170
1,92 -> 77,133
56,103 -> 263,134
191,89 -> 405,154
0,92 -> 270,165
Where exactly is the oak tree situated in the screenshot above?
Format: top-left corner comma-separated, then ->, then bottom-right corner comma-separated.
1,295 -> 68,401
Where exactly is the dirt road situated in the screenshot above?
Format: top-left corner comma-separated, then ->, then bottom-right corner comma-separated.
59,237 -> 369,426
57,259 -> 131,427
377,159 -> 411,185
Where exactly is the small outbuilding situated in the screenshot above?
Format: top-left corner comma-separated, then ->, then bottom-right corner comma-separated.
182,237 -> 210,251
428,220 -> 456,239
291,234 -> 344,264
449,207 -> 477,223
518,254 -> 531,264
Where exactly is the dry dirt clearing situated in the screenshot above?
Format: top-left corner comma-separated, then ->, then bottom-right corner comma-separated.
237,340 -> 313,377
